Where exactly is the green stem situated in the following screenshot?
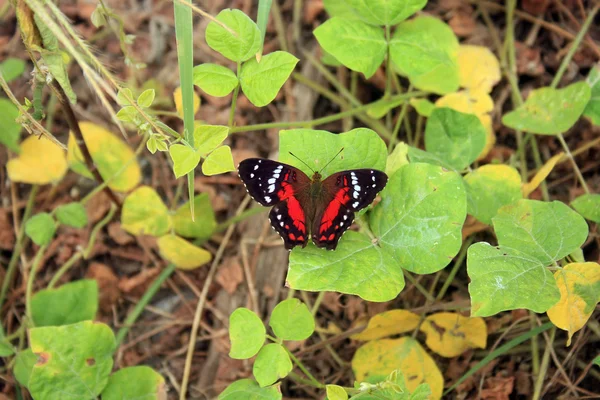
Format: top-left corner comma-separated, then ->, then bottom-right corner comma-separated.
532,327 -> 556,400
0,185 -> 39,312
530,312 -> 541,376
26,243 -> 49,325
285,346 -> 325,388
115,264 -> 176,346
403,271 -> 435,302
436,236 -> 473,301
229,61 -> 242,128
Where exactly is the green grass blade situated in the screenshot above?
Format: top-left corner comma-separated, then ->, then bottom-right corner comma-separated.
257,0 -> 272,52
173,0 -> 196,217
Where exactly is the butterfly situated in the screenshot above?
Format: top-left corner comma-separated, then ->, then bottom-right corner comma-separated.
238,153 -> 388,250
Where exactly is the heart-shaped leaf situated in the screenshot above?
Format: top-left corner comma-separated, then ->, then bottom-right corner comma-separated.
205,9 -> 261,63
342,0 -> 426,26
194,124 -> 229,155
253,344 -> 292,387
8,135 -> 67,184
102,366 -> 166,400
240,51 -> 299,107
193,63 -> 239,97
25,213 -> 56,246
420,312 -> 487,357
169,144 -> 201,178
218,379 -> 281,400
55,202 -> 88,228
269,298 -> 315,341
571,193 -> 600,223
121,186 -> 171,236
202,145 -> 235,175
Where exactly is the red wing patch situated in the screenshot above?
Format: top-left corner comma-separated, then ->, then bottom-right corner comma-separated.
269,201 -> 308,250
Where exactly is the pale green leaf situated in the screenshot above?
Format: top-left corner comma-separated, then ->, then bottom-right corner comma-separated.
194,123 -> 229,155
137,89 -> 155,108
0,58 -> 26,83
202,145 -> 235,175
206,9 -> 261,62
410,98 -> 435,117
252,343 -> 292,387
116,88 -> 134,106
121,186 -> 171,236
229,308 -> 265,359
583,64 -> 600,126
240,51 -> 299,107
0,98 -> 21,153
326,385 -> 348,400
193,63 -> 239,97
169,144 -> 201,178
269,298 -> 315,341
342,0 -> 426,25
172,194 -> 217,240
14,349 -> 37,388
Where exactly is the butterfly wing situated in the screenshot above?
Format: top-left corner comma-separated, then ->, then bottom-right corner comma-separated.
238,158 -> 311,249
312,169 -> 388,250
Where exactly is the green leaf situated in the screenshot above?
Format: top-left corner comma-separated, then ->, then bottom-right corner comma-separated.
321,49 -> 342,67
172,194 -> 217,240
218,379 -> 282,400
121,186 -> 171,236
137,89 -> 155,108
0,330 -> 14,356
279,128 -> 387,178
594,355 -> 600,368
229,308 -> 266,359
28,321 -> 116,400
0,98 -> 21,152
193,63 -> 239,97
55,202 -> 88,228
493,200 -> 588,265
206,9 -> 261,62
390,16 -> 459,95
342,0 -> 426,25
571,193 -> 600,223
583,64 -> 600,126
269,298 -> 315,341
367,97 -> 406,119
386,142 -> 409,177
90,5 -> 106,28
25,212 -> 56,246
115,105 -> 136,123
240,51 -> 299,107
410,98 -> 435,117
194,123 -> 230,155
323,0 -> 362,20
116,88 -> 134,106
370,163 -> 467,274
467,243 -> 560,316
424,108 -> 487,171
287,231 -> 405,302
464,165 -> 523,225
14,349 -> 38,388
202,145 -> 235,175
502,81 -> 591,135
406,146 -> 457,172
169,144 -> 201,178
314,17 -> 386,78
253,343 -> 292,387
31,280 -> 98,327
147,135 -> 158,154
0,58 -> 26,83
326,385 -> 348,400
102,366 -> 166,400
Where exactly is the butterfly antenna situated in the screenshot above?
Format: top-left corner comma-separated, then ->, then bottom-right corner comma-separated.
318,147 -> 344,174
288,152 -> 316,173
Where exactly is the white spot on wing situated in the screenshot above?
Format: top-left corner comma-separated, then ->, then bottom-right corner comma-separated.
264,196 -> 271,202
354,185 -> 361,191
277,214 -> 282,220
353,191 -> 359,199
268,178 -> 276,184
268,184 -> 275,193
250,173 -> 254,178
352,201 -> 359,208
254,165 -> 259,171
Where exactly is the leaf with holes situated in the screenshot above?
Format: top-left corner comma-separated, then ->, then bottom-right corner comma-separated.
193,63 -> 238,97
314,17 -> 386,78
102,366 -> 166,400
419,312 -> 487,357
240,51 -> 299,107
253,344 -> 292,387
121,186 -> 171,236
229,308 -> 265,359
31,280 -> 98,327
202,145 -> 235,175
502,82 -> 591,135
370,163 -> 467,274
218,379 -> 281,400
205,9 -> 261,63
269,298 -> 315,341
287,231 -> 405,302
28,321 -> 115,400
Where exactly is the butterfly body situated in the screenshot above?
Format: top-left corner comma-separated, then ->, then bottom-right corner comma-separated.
238,158 -> 387,250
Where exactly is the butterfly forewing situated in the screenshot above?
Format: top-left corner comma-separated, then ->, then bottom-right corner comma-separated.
312,169 -> 388,250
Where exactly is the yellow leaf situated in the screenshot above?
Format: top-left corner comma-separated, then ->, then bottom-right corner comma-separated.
7,135 -> 67,184
352,337 -> 443,399
419,312 -> 487,357
67,122 -> 141,192
173,87 -> 200,119
121,186 -> 171,236
547,262 -> 600,346
157,234 -> 212,270
458,45 -> 501,93
477,114 -> 496,161
352,310 -> 420,341
522,152 -> 564,197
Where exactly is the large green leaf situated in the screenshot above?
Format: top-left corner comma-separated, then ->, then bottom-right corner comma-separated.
492,200 -> 588,265
172,194 -> 216,240
583,64 -> 600,126
205,9 -> 261,62
571,193 -> 600,223
240,51 -> 299,107
102,366 -> 166,400
390,16 -> 459,94
218,379 -> 282,400
269,298 -> 315,341
464,165 -> 523,225
121,186 -> 171,236
0,98 -> 21,153
424,108 -> 486,171
314,17 -> 386,78
28,321 -> 116,400
370,163 -> 466,274
342,0 -> 426,25
287,231 -> 404,302
229,308 -> 265,359
252,344 -> 292,387
502,82 -> 591,135
279,128 -> 387,178
31,280 -> 98,327
467,243 -> 560,316
193,63 -> 239,97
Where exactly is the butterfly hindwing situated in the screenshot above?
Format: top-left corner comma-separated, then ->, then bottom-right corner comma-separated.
312,169 -> 388,250
238,158 -> 310,206
269,202 -> 309,250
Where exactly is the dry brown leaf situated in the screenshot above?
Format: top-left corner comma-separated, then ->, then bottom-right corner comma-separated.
0,209 -> 15,250
215,256 -> 244,294
480,376 -> 515,400
108,222 -> 135,245
86,262 -> 120,312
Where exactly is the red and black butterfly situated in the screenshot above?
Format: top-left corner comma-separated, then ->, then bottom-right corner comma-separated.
238,153 -> 388,250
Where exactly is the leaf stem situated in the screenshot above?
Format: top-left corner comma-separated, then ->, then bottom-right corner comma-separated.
532,327 -> 556,400
285,346 -> 325,388
229,61 -> 242,128
556,134 -> 590,194
403,271 -> 435,302
436,236 -> 473,301
25,243 -> 49,325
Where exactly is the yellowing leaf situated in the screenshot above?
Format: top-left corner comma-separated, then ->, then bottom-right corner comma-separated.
121,186 -> 171,236
173,87 -> 200,119
7,135 -> 67,184
458,45 -> 501,93
352,310 -> 420,341
157,234 -> 212,270
477,114 -> 496,161
547,262 -> 600,346
522,152 -> 564,197
352,337 -> 443,399
419,312 -> 487,357
67,122 -> 141,192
